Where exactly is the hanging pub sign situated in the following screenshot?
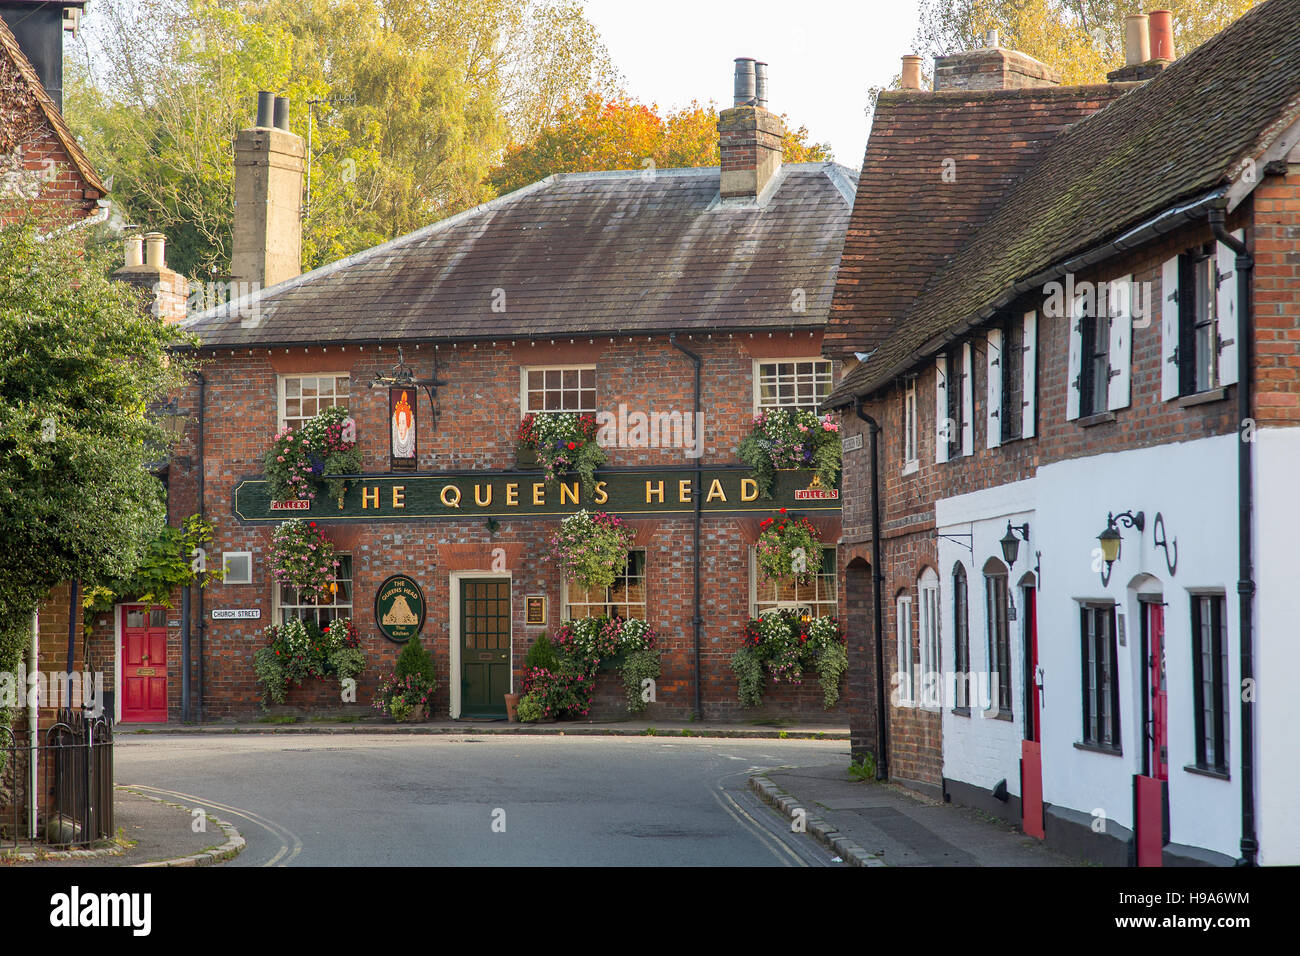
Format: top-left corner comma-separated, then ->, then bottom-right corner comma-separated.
234,467 -> 840,523
375,574 -> 426,643
390,388 -> 417,466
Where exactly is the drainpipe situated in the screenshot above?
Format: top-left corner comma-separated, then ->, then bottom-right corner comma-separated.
195,371 -> 207,724
65,580 -> 78,676
1209,207 -> 1257,867
669,333 -> 704,720
854,396 -> 888,780
27,609 -> 38,840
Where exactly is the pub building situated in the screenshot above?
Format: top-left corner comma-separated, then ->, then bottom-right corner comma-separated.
99,61 -> 858,723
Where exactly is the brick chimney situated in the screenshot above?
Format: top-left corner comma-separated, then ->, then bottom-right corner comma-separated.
718,58 -> 786,200
934,32 -> 1060,91
231,91 -> 303,290
114,232 -> 189,324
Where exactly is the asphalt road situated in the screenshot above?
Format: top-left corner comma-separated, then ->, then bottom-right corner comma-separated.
114,734 -> 849,867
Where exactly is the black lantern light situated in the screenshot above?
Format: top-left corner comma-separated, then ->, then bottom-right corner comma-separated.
1096,510 -> 1145,584
1000,521 -> 1030,569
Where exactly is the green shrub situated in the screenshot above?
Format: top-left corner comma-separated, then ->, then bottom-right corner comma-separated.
622,649 -> 661,715
395,636 -> 437,686
524,633 -> 561,672
516,694 -> 544,723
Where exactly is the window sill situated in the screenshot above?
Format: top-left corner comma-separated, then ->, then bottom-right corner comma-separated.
1183,763 -> 1230,781
991,709 -> 1013,722
1077,411 -> 1117,428
902,460 -> 919,477
1177,387 -> 1228,408
1073,740 -> 1123,756
951,706 -> 971,718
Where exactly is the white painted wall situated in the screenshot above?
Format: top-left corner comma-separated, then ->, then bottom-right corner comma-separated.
1252,426 -> 1300,866
935,478 -> 1036,796
1035,434 -> 1240,858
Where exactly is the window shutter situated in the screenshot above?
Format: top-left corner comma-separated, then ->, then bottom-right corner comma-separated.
986,328 -> 1002,449
1161,257 -> 1180,401
1022,311 -> 1037,438
1107,275 -> 1133,411
1217,230 -> 1243,387
961,343 -> 974,456
935,355 -> 949,464
1067,294 -> 1084,420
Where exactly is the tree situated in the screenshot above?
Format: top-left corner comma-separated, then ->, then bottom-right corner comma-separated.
66,0 -> 617,278
0,211 -> 192,726
913,0 -> 1263,86
488,95 -> 835,196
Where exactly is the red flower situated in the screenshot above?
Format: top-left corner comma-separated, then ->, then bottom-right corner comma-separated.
567,441 -> 577,450
779,508 -> 787,514
309,522 -> 316,528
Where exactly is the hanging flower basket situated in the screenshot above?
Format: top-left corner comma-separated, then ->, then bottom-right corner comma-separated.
737,409 -> 841,498
517,412 -> 606,492
730,611 -> 847,709
270,518 -> 340,598
755,509 -> 824,585
263,406 -> 361,502
552,510 -> 634,592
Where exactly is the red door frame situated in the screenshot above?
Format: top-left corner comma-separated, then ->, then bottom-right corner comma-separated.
1135,599 -> 1168,866
1020,584 -> 1045,840
121,605 -> 168,722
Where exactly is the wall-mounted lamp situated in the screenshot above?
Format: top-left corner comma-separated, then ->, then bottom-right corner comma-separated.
1000,521 -> 1030,569
800,609 -> 812,626
1097,510 -> 1144,585
156,398 -> 189,441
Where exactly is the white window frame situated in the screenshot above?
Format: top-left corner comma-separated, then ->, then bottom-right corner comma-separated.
753,358 -> 834,414
903,377 -> 919,474
520,364 -> 597,415
896,595 -> 915,707
278,372 -> 351,432
751,546 -> 838,619
563,548 -> 648,620
918,569 -> 940,710
222,551 -> 253,585
275,552 -> 353,628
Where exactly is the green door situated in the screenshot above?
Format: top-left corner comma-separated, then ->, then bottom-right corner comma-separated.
460,579 -> 510,717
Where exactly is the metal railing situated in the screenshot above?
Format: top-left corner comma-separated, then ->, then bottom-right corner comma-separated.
0,709 -> 114,849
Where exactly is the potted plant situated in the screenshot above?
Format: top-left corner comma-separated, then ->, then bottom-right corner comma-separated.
737,408 -> 841,498
270,518 -> 340,598
729,611 -> 847,710
517,412 -> 605,492
252,616 -> 367,705
552,510 -> 634,592
755,509 -> 824,586
373,636 -> 438,722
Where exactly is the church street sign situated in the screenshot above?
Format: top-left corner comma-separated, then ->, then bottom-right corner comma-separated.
232,467 -> 839,523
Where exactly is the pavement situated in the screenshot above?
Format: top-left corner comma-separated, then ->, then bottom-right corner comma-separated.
751,762 -> 1083,866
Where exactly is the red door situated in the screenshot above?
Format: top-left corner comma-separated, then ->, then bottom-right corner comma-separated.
1020,586 -> 1045,839
1136,602 -> 1167,866
122,605 -> 167,722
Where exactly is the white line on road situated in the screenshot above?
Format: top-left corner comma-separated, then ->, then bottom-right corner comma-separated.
125,784 -> 303,867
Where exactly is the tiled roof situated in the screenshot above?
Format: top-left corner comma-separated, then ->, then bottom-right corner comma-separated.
0,12 -> 108,197
826,0 -> 1300,407
182,163 -> 857,348
823,84 -> 1127,360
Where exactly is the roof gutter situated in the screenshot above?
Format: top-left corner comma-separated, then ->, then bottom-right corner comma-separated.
832,186 -> 1231,406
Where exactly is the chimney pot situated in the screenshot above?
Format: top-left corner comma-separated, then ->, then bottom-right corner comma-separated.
143,232 -> 166,269
985,28 -> 1000,48
273,95 -> 290,131
754,62 -> 769,109
1148,9 -> 1175,60
901,55 -> 924,91
1125,15 -> 1151,66
124,234 -> 143,268
255,90 -> 275,129
733,57 -> 757,107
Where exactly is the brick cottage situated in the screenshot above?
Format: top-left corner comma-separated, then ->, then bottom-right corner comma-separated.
90,61 -> 858,724
824,2 -> 1300,866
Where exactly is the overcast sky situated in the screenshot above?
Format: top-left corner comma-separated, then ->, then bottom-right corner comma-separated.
585,0 -> 924,168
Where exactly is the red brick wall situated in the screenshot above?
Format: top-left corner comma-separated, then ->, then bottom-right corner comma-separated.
146,332 -> 845,722
1250,171 -> 1300,426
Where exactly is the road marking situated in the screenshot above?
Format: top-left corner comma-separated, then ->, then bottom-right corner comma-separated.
124,784 -> 303,867
710,786 -> 806,867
